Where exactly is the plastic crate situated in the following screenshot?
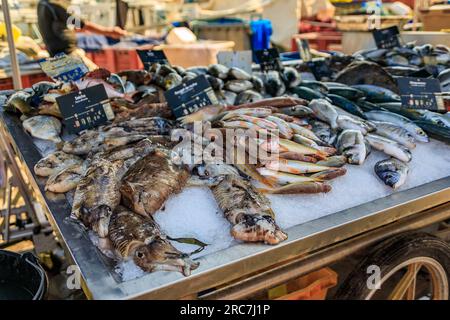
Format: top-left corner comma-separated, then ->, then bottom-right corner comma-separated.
0,77 -> 14,90
0,75 -> 32,90
91,49 -> 116,72
155,41 -> 235,68
22,73 -> 52,88
266,268 -> 338,300
114,49 -> 143,71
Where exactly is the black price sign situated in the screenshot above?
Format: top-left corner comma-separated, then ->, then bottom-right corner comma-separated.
255,48 -> 283,72
137,50 -> 169,69
164,75 -> 219,119
397,77 -> 445,112
56,84 -> 114,133
373,26 -> 401,49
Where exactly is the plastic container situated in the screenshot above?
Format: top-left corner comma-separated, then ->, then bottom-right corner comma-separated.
155,40 -> 235,68
0,249 -> 48,300
420,5 -> 450,31
0,77 -> 14,90
191,20 -> 251,51
114,49 -> 144,71
91,49 -> 116,72
267,268 -> 338,300
22,73 -> 52,88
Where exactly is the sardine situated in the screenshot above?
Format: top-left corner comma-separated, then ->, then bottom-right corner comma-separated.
336,115 -> 373,135
308,99 -> 339,130
372,121 -> 416,149
374,158 -> 409,189
257,168 -> 320,185
337,130 -> 368,165
365,134 -> 412,162
109,207 -> 199,276
211,175 -> 287,245
265,159 -> 332,174
221,108 -> 272,121
365,111 -> 429,143
259,181 -> 331,194
280,105 -> 314,117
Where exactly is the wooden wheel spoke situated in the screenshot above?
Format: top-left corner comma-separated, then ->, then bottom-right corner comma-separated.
388,263 -> 422,300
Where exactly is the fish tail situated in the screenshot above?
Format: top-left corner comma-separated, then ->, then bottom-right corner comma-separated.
261,176 -> 278,188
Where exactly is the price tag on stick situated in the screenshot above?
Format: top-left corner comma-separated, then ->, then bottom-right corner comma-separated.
397,77 -> 445,112
255,48 -> 283,72
40,53 -> 89,82
137,50 -> 169,69
164,75 -> 219,119
56,84 -> 114,133
373,26 -> 401,49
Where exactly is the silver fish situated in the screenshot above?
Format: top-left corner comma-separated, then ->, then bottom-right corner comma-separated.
310,120 -> 337,145
365,111 -> 429,143
308,99 -> 339,130
22,115 -> 62,143
374,158 -> 409,189
337,115 -> 373,135
365,134 -> 412,162
337,130 -> 368,165
372,121 -> 416,149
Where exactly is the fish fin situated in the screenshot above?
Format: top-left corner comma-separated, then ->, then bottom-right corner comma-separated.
55,141 -> 65,150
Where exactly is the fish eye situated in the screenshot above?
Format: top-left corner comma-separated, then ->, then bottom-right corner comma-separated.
136,251 -> 145,259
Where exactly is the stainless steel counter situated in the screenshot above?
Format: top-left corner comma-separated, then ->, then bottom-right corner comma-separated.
1,110 -> 449,300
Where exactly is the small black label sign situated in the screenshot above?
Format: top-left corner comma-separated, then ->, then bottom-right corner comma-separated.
255,48 -> 283,72
56,84 -> 114,133
373,26 -> 401,49
397,77 -> 445,111
164,75 -> 219,119
137,50 -> 169,69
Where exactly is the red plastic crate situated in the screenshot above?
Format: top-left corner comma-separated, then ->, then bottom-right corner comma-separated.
0,77 -> 14,90
21,73 -> 52,88
0,75 -> 32,90
91,49 -> 116,72
114,49 -> 144,71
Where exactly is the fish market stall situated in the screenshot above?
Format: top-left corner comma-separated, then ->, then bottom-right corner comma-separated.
1,109 -> 449,299
1,39 -> 450,300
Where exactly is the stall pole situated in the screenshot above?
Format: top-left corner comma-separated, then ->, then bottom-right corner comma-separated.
1,0 -> 22,89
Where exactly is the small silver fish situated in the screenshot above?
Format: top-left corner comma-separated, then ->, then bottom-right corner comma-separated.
365,134 -> 412,163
